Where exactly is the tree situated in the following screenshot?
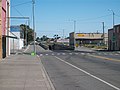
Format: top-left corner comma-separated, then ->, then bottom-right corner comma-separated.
36,37 -> 41,42
40,35 -> 49,41
20,24 -> 34,45
53,34 -> 60,39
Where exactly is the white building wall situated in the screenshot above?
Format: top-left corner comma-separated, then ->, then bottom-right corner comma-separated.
19,39 -> 24,49
10,32 -> 24,50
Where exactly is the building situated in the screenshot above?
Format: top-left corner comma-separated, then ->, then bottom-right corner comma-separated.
0,0 -> 10,59
57,38 -> 69,45
108,24 -> 120,51
10,26 -> 24,53
69,32 -> 108,48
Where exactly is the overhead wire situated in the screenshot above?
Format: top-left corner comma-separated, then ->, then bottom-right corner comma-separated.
11,1 -> 32,7
12,7 -> 24,17
77,14 -> 112,22
11,1 -> 32,27
115,14 -> 120,18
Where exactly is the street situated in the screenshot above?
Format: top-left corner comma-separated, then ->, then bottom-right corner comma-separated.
34,45 -> 120,90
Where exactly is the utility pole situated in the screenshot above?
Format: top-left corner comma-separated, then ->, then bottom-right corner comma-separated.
102,22 -> 105,45
63,29 -> 64,39
25,22 -> 27,46
108,9 -> 115,29
32,0 -> 36,54
63,29 -> 64,44
74,20 -> 76,33
112,11 -> 115,28
74,20 -> 76,48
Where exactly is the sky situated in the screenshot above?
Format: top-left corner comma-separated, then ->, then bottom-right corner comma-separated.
11,0 -> 120,38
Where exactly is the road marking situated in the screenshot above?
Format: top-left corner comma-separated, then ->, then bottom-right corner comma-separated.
75,53 -> 79,55
55,56 -> 120,90
52,53 -> 55,55
62,53 -> 66,55
46,54 -> 48,55
110,54 -> 114,55
57,53 -> 60,55
88,54 -> 120,62
81,53 -> 85,55
104,53 -> 107,55
87,53 -> 90,55
40,54 -> 43,56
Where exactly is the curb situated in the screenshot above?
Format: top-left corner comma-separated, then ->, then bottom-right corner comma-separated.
37,55 -> 55,90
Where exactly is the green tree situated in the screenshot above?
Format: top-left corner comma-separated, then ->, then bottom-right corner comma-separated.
40,35 -> 49,41
20,24 -> 34,45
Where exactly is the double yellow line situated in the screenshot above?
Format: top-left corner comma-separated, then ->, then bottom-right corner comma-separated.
88,54 -> 120,62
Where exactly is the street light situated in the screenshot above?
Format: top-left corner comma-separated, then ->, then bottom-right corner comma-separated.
69,19 -> 76,33
108,9 -> 115,28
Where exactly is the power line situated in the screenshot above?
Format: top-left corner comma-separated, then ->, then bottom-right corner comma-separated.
11,1 -> 32,7
12,7 -> 24,17
115,14 -> 120,18
78,14 -> 111,21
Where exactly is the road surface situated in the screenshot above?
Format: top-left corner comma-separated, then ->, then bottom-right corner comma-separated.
30,45 -> 120,90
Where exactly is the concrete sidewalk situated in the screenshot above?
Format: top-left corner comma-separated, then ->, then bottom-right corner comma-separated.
75,46 -> 95,52
0,54 -> 55,90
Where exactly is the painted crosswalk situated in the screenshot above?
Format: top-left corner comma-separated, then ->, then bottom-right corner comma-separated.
39,52 -> 120,56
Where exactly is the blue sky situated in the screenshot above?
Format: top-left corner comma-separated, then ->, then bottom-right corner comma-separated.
11,0 -> 120,38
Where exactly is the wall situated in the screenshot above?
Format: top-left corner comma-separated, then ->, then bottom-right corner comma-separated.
2,0 -> 6,35
0,0 -> 2,59
10,26 -> 24,53
108,25 -> 120,51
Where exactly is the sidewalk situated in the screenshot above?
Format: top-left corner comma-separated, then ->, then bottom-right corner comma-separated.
0,54 -> 55,90
75,46 -> 95,52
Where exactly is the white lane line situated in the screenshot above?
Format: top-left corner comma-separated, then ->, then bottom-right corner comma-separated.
40,54 -> 43,56
75,53 -> 78,55
87,53 -> 90,55
57,53 -> 60,55
104,53 -> 107,55
81,53 -> 85,55
55,56 -> 120,90
62,53 -> 66,55
46,54 -> 48,56
52,53 -> 55,55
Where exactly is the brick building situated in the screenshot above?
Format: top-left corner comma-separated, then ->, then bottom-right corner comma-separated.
108,24 -> 120,51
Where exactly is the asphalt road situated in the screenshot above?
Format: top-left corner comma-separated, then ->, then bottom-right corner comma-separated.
34,45 -> 120,90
